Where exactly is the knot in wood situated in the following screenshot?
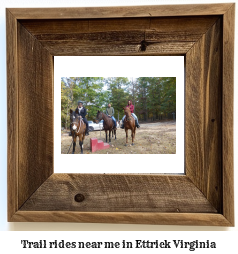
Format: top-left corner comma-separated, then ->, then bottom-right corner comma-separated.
74,193 -> 85,202
140,40 -> 148,52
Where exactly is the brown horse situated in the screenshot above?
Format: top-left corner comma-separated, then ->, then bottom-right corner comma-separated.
95,111 -> 116,143
123,107 -> 136,146
70,109 -> 86,154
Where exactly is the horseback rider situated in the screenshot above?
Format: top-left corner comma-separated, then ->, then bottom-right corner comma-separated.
75,101 -> 89,136
106,103 -> 117,129
120,100 -> 140,129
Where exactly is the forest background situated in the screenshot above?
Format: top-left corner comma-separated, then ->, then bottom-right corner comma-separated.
61,77 -> 176,129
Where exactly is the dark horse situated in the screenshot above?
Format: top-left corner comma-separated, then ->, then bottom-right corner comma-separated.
70,109 -> 86,154
123,107 -> 136,146
95,111 -> 116,143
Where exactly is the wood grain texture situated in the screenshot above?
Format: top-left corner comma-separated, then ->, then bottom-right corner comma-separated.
20,174 -> 217,213
19,17 -> 218,56
20,17 -> 218,34
222,4 -> 235,226
11,211 -> 232,226
186,18 -> 222,212
37,41 -> 193,56
6,4 -> 234,225
8,4 -> 233,19
18,23 -> 54,208
7,9 -> 18,221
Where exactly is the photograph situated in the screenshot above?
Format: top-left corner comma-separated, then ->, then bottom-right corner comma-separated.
61,77 -> 176,155
54,56 -> 184,174
2,0 -> 236,235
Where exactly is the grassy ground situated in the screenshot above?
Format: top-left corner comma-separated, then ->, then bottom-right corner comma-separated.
61,121 -> 176,154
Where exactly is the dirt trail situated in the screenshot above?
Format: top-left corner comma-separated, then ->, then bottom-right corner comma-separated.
61,121 -> 176,154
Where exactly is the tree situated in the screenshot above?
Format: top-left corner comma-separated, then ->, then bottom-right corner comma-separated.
61,77 -> 76,129
136,77 -> 149,121
105,77 -> 130,120
135,77 -> 176,121
61,76 -> 176,128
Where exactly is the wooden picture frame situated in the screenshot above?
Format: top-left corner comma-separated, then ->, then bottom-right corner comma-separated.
7,3 -> 234,226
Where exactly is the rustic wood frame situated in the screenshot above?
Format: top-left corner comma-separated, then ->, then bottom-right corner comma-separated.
7,4 -> 234,226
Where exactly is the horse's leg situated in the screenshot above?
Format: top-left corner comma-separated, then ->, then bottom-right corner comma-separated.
82,126 -> 86,154
110,120 -> 113,138
72,135 -> 76,154
131,127 -> 136,146
105,130 -> 107,143
131,129 -> 134,145
109,130 -> 111,143
134,126 -> 136,144
125,128 -> 128,146
114,129 -> 116,140
79,134 -> 83,154
131,128 -> 133,139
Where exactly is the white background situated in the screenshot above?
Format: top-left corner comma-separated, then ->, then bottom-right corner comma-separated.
0,0 -> 237,252
54,56 -> 184,173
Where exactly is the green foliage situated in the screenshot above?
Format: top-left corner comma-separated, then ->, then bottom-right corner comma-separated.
105,77 -> 131,120
135,77 -> 176,121
61,77 -> 176,128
